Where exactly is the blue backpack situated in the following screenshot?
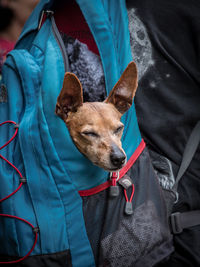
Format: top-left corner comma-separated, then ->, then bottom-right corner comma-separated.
0,1 -> 173,266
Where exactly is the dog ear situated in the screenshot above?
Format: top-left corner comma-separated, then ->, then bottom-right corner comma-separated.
55,73 -> 83,120
105,61 -> 138,114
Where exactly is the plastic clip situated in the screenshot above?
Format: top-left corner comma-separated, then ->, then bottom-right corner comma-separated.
109,172 -> 120,197
33,226 -> 40,234
19,177 -> 27,183
125,202 -> 133,215
14,124 -> 19,129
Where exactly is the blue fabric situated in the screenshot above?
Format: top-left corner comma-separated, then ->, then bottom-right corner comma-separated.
15,0 -> 51,49
1,23 -> 95,266
76,0 -> 141,160
0,0 -> 141,266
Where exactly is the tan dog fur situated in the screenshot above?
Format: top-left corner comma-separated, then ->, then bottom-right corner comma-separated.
55,61 -> 138,171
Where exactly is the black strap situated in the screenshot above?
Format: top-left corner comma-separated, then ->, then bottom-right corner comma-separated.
171,210 -> 200,234
173,120 -> 200,192
170,120 -> 200,234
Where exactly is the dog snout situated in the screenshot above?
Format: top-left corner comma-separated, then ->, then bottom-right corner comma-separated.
110,144 -> 126,168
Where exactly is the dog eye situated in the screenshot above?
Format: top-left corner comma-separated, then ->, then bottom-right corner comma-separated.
114,125 -> 124,134
82,131 -> 99,138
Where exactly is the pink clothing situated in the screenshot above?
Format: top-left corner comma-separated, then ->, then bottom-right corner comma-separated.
0,38 -> 15,73
54,2 -> 99,55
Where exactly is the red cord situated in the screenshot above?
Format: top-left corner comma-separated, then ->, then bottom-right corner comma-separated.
124,184 -> 135,202
0,181 -> 23,203
111,172 -> 119,186
0,214 -> 38,264
112,178 -> 117,186
0,121 -> 38,264
0,121 -> 18,150
0,121 -> 23,203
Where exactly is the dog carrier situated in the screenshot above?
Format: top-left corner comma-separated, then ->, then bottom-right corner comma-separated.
0,1 -> 174,266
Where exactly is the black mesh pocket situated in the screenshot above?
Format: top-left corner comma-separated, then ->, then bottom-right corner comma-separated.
82,148 -> 174,267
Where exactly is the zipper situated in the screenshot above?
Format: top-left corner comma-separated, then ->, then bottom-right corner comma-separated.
39,10 -> 70,72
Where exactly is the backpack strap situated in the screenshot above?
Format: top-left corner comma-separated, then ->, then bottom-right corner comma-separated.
171,210 -> 200,234
170,120 -> 200,234
173,120 -> 200,192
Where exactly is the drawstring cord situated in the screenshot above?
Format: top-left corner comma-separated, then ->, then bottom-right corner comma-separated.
110,172 -> 119,186
110,171 -> 135,215
110,172 -> 120,197
0,121 -> 38,264
124,184 -> 135,215
0,215 -> 39,264
124,184 -> 135,203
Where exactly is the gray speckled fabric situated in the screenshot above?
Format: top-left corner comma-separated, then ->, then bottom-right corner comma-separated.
0,84 -> 7,103
62,34 -> 106,103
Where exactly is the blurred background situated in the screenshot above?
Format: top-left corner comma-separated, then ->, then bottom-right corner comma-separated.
0,0 -> 39,74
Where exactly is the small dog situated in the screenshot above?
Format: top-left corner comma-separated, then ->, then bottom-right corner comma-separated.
55,62 -> 138,171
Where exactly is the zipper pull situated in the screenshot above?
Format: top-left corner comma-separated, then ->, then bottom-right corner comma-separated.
125,202 -> 133,215
38,10 -> 54,30
124,184 -> 135,215
109,172 -> 120,197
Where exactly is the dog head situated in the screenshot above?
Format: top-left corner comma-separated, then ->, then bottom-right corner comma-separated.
55,62 -> 138,171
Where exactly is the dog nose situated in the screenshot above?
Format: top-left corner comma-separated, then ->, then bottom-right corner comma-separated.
110,146 -> 126,168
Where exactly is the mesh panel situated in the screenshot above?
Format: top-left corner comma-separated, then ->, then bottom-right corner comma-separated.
100,201 -> 166,267
82,148 -> 173,267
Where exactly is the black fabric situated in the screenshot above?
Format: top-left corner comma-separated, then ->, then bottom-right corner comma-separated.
0,250 -> 72,267
126,1 -> 200,266
82,148 -> 173,267
174,120 -> 200,190
127,0 -> 200,176
0,6 -> 14,32
170,211 -> 200,235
